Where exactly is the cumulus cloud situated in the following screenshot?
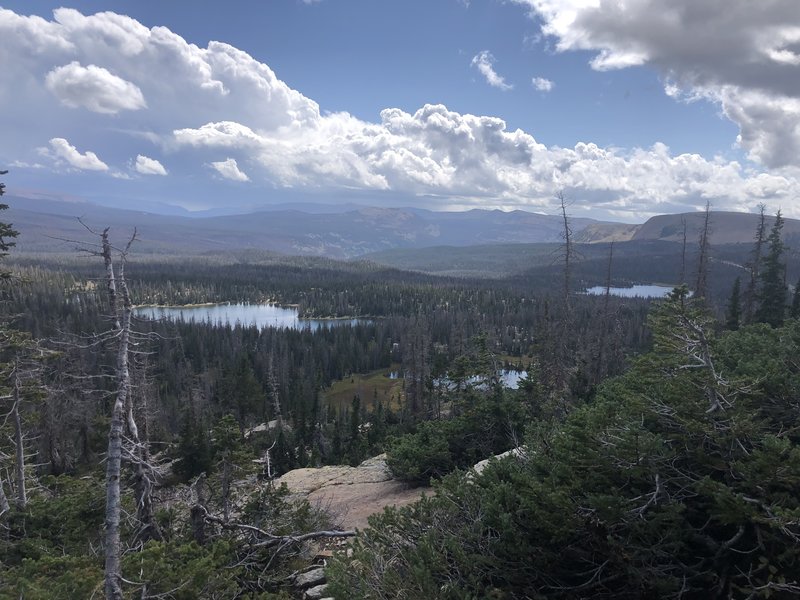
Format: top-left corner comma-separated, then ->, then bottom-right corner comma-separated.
210,158 -> 249,182
0,7 -> 319,134
45,61 -> 146,113
174,104 -> 800,216
471,51 -> 513,90
134,154 -> 167,175
47,137 -> 109,171
2,7 -> 799,218
532,76 -> 554,92
511,0 -> 800,168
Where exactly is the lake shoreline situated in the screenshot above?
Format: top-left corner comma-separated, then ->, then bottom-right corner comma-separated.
133,301 -> 372,331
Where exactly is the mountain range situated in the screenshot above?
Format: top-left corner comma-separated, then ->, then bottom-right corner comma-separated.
6,195 -> 795,259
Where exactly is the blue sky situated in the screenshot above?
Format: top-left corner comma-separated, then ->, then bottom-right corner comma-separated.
1,1 -> 798,221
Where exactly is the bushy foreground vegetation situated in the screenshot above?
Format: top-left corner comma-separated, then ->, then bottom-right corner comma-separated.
329,290 -> 800,598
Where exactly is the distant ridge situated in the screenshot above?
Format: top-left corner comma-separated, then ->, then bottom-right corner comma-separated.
6,196 -> 796,258
6,196 -> 615,258
633,211 -> 800,245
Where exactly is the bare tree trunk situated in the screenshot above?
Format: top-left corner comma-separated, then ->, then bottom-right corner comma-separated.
553,191 -> 575,394
190,473 -> 208,545
11,366 -> 26,509
680,216 -> 687,284
221,456 -> 232,523
104,312 -> 128,600
127,295 -> 160,545
558,191 -> 573,315
0,473 -> 10,515
102,228 -> 120,330
695,202 -> 712,301
101,230 -> 134,600
264,439 -> 277,480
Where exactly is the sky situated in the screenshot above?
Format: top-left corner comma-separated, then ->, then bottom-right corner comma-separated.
1,0 -> 799,221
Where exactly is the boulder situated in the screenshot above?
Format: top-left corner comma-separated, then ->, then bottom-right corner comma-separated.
275,454 -> 428,530
471,447 -> 526,476
294,567 -> 326,588
305,583 -> 330,599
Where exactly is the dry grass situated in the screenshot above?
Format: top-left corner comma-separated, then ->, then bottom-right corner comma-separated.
322,364 -> 404,412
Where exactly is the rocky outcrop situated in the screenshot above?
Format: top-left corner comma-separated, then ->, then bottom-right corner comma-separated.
275,454 -> 428,530
471,447 -> 526,476
304,583 -> 330,599
294,567 -> 326,588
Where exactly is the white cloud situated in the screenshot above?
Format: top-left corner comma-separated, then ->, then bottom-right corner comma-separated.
1,7 -> 799,219
0,7 -> 320,134
174,121 -> 264,149
511,0 -> 800,168
471,51 -> 513,90
174,104 -> 800,217
47,138 -> 109,171
134,154 -> 167,176
210,158 -> 249,182
9,160 -> 46,169
532,76 -> 554,92
45,61 -> 146,113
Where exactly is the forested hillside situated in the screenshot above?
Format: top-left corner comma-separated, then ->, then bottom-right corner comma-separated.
1,175 -> 798,599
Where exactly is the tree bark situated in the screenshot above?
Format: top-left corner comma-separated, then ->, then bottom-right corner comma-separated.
0,474 -> 10,515
695,202 -> 712,301
102,231 -> 131,600
12,368 -> 26,509
680,216 -> 687,284
104,316 -> 128,600
558,191 -> 573,315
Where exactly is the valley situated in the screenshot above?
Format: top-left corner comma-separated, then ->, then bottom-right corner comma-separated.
4,195 -> 800,598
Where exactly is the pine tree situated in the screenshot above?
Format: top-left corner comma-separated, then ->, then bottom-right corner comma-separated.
725,276 -> 741,330
743,204 -> 767,324
0,170 -> 18,262
791,278 -> 800,319
755,211 -> 787,327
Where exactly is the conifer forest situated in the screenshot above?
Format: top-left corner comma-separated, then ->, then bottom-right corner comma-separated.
1,162 -> 800,600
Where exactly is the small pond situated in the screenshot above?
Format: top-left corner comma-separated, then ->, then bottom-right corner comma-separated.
134,303 -> 369,331
584,284 -> 679,298
424,370 -> 528,390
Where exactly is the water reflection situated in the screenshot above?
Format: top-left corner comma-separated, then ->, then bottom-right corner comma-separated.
585,284 -> 679,298
134,303 -> 369,331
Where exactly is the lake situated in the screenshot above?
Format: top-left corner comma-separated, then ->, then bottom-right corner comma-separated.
585,284 -> 678,298
133,303 -> 369,331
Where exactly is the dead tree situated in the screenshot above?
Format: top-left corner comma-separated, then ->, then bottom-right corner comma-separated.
0,332 -> 50,511
548,191 -> 581,394
680,216 -> 688,284
694,202 -> 712,301
10,364 -> 25,508
0,360 -> 29,511
101,227 -> 133,600
129,349 -> 162,545
0,469 -> 9,515
557,191 -> 574,315
75,225 -> 158,599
